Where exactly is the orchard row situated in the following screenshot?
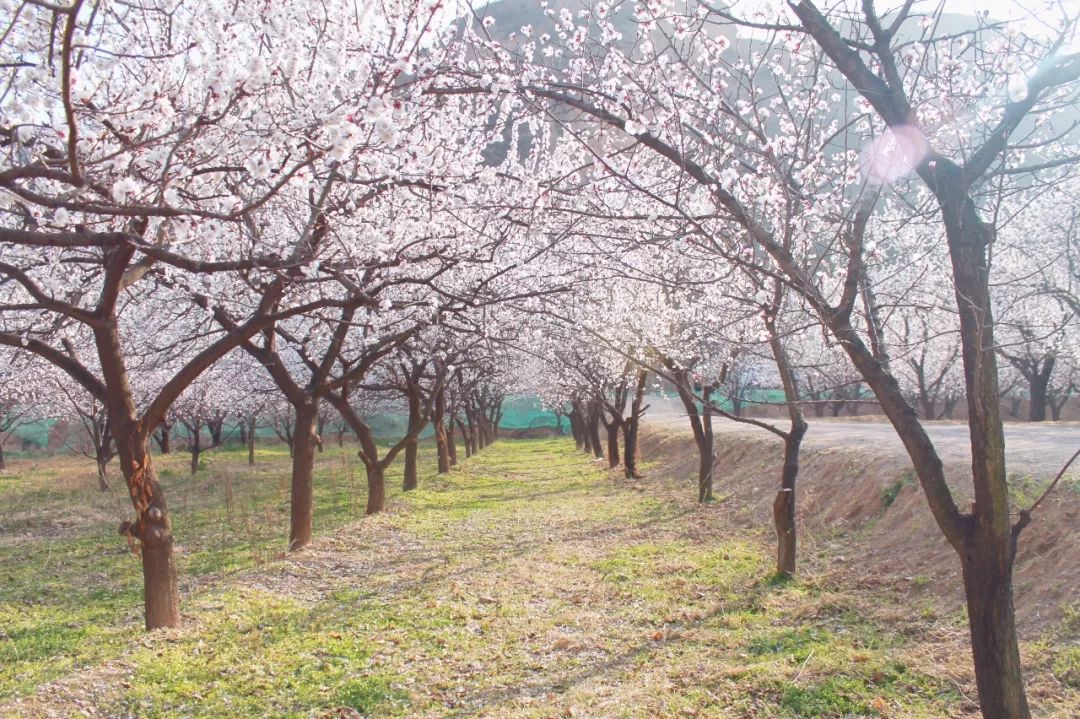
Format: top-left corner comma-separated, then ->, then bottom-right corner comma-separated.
3,2 -> 1079,718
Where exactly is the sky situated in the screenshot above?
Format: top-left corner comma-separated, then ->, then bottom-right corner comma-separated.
920,0 -> 1079,28
761,0 -> 1079,51
446,0 -> 1080,51
875,0 -> 1079,49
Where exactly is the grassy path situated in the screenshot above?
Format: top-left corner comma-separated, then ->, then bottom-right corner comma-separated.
2,438 -> 1077,718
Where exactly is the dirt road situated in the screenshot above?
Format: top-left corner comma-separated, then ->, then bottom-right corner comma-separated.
644,394 -> 1080,478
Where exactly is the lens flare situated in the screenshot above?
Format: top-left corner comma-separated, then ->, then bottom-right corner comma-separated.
860,125 -> 929,184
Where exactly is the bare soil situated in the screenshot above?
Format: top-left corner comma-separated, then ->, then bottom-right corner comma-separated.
638,427 -> 1080,634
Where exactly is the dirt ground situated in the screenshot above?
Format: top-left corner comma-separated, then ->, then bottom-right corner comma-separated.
1,437 -> 1077,718
645,394 -> 1080,478
637,425 -> 1080,635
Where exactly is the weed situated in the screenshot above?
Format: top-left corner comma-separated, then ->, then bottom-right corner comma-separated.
881,469 -> 915,509
1055,645 -> 1080,689
777,676 -> 875,717
1062,601 -> 1080,639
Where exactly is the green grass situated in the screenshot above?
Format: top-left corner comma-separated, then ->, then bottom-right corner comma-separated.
1007,470 -> 1080,506
117,589 -> 411,718
0,443 -> 410,701
1054,645 -> 1080,689
1,437 -> 1078,718
880,469 -> 915,509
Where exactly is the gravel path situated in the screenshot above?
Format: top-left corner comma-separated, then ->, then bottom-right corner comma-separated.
644,395 -> 1080,478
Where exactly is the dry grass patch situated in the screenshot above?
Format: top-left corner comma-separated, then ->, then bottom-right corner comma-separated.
1,438 -> 1077,718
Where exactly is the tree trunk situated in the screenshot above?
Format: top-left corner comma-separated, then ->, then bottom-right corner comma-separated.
575,403 -> 594,455
700,385 -> 715,502
698,438 -> 714,502
466,406 -> 482,451
478,412 -> 492,448
434,387 -> 450,475
912,362 -> 936,420
667,369 -> 716,503
208,419 -> 224,447
247,416 -> 256,465
918,387 -> 935,420
587,405 -> 603,460
323,392 -> 396,517
470,405 -> 484,450
1050,392 -> 1069,421
403,438 -> 418,491
569,408 -> 585,449
623,422 -> 639,479
288,401 -> 319,551
764,295 -> 808,579
155,422 -> 172,454
773,487 -> 794,574
774,426 -> 806,577
96,457 -> 109,491
89,305 -> 181,630
188,421 -> 201,475
961,545 -> 1029,719
467,413 -> 479,455
403,387 -> 421,491
140,528 -> 178,630
943,193 -> 1029,719
941,396 -> 960,420
1028,356 -> 1055,422
834,313 -> 1031,719
779,12 -> 1032,711
456,418 -> 472,458
0,443 -> 6,471
115,432 -> 179,629
238,421 -> 247,447
605,422 -> 620,468
366,463 -> 386,515
447,421 -> 458,466
623,369 -> 648,480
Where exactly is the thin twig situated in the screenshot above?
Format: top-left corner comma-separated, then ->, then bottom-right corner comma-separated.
793,648 -> 815,682
1023,444 -> 1080,517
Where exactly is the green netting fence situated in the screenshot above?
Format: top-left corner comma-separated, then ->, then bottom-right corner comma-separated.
7,418 -> 56,449
1,395 -> 570,450
361,395 -> 568,439
682,388 -> 788,412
